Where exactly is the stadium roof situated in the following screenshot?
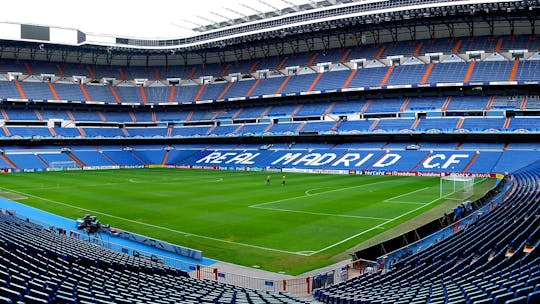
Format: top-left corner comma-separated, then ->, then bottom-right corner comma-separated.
2,0 -> 324,39
0,0 -> 536,65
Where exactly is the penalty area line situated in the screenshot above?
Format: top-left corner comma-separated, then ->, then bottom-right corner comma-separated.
251,206 -> 391,221
249,180 -> 405,221
251,179 -> 403,209
308,192 -> 445,256
383,187 -> 432,205
0,186 -> 310,257
308,178 -> 488,256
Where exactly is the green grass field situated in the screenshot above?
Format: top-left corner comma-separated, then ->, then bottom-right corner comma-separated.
0,168 -> 492,274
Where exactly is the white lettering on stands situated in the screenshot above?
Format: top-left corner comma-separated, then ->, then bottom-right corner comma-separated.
332,153 -> 360,167
423,154 -> 470,169
196,152 -> 240,164
196,151 -> 473,171
331,153 -> 375,167
212,152 -> 237,164
271,153 -> 303,165
292,153 -> 322,166
423,154 -> 446,169
310,153 -> 337,167
196,152 -> 223,164
442,154 -> 470,169
372,153 -> 402,168
225,153 -> 260,165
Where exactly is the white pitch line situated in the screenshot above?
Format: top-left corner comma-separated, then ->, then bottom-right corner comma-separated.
308,194 -> 444,255
0,186 -> 310,257
16,177 -> 224,192
382,201 -> 428,205
383,187 -> 432,205
252,206 -> 391,221
250,180 -> 400,209
309,178 -> 489,255
16,181 -> 138,192
127,177 -> 223,184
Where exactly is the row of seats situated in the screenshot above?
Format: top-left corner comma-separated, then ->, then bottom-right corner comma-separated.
0,213 -> 309,304
0,35 -> 537,80
2,96 -> 539,123
1,116 -> 539,140
2,60 -> 539,104
314,163 -> 540,304
3,141 -> 539,153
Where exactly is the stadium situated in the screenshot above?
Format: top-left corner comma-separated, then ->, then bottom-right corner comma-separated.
0,0 -> 539,303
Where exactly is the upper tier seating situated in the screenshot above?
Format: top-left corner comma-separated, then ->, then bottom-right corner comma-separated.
1,58 -> 538,105
0,35 -> 537,106
2,35 -> 536,81
2,58 -> 538,105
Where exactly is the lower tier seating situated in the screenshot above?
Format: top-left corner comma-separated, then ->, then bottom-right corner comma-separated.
1,143 -> 538,175
0,213 -> 309,304
314,163 -> 540,304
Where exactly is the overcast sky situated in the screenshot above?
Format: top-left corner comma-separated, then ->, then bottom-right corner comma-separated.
1,0 -> 311,39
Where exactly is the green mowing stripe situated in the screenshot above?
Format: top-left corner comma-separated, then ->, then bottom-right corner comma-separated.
0,168 -> 490,274
311,191 -> 442,255
0,185 -> 309,256
249,206 -> 392,221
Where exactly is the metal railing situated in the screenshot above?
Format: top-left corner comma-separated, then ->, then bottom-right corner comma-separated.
193,259 -> 377,296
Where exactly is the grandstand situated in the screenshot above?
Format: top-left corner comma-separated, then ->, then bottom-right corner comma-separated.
0,0 -> 539,302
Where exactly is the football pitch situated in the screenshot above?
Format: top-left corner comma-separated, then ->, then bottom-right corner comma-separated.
0,168 -> 492,274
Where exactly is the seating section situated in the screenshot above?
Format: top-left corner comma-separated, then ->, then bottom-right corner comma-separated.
0,92 -> 537,140
0,213 -> 308,304
0,36 -> 535,82
1,144 -> 539,176
69,148 -> 115,167
385,64 -> 427,85
0,81 -> 23,99
19,82 -> 55,101
426,62 -> 469,83
315,163 -> 540,304
446,96 -> 490,111
0,35 -> 537,107
468,61 -> 514,82
1,114 -> 536,139
365,98 -> 404,114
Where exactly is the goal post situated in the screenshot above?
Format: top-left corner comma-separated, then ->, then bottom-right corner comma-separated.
50,161 -> 80,170
440,175 -> 475,200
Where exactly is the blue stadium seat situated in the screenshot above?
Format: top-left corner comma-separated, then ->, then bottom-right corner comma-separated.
0,287 -> 22,303
0,296 -> 12,304
527,290 -> 540,304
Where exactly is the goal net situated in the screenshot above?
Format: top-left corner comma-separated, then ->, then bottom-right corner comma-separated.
50,161 -> 80,170
440,175 -> 475,201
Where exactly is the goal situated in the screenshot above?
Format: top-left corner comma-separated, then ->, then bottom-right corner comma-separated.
440,175 -> 475,201
50,161 -> 80,170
